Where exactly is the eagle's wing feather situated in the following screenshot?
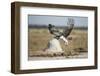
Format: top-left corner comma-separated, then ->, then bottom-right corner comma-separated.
63,24 -> 74,38
63,18 -> 74,38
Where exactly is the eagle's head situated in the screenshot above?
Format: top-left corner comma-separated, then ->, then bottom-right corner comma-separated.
48,24 -> 53,28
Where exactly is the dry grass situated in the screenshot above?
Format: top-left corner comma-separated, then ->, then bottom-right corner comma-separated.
28,28 -> 88,57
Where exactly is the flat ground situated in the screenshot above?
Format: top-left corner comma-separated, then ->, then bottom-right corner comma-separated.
28,28 -> 88,60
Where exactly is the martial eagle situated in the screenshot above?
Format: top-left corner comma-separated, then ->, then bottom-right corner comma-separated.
48,18 -> 74,45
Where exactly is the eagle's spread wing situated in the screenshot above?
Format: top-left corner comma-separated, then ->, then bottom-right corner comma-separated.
63,18 -> 74,38
48,18 -> 74,38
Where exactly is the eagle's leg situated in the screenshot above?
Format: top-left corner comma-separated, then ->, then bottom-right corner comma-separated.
60,36 -> 68,45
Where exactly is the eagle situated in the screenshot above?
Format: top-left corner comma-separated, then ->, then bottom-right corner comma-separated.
48,18 -> 74,45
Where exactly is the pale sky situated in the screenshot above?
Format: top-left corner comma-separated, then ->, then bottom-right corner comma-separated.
28,15 -> 88,27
